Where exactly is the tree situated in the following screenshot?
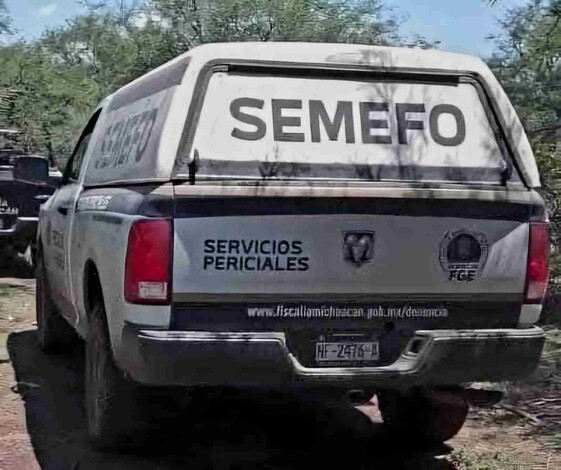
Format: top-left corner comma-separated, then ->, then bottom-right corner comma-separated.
488,1 -> 560,136
0,0 -> 9,36
0,41 -> 100,165
151,0 -> 400,47
488,0 -> 561,300
0,0 -> 406,165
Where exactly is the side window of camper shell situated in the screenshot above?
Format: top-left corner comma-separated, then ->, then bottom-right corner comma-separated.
63,110 -> 102,184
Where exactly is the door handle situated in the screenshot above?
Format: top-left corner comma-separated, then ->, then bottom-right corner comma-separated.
57,206 -> 69,216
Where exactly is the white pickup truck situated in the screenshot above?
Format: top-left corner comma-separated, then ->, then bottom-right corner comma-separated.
36,43 -> 548,450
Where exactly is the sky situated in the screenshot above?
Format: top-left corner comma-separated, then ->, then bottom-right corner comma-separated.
5,0 -> 530,58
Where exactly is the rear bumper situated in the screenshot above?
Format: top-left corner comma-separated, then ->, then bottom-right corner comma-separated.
117,325 -> 545,389
0,217 -> 37,243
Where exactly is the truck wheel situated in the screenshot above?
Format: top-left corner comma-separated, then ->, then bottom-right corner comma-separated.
85,295 -> 146,450
378,389 -> 468,446
36,251 -> 76,352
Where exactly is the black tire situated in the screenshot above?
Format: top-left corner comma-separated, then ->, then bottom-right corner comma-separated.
36,249 -> 76,352
85,293 -> 149,450
378,389 -> 469,446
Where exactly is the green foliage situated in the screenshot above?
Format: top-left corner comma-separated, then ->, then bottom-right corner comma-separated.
488,1 -> 561,304
0,38 -> 100,166
151,0 -> 400,45
0,0 -> 401,167
489,1 -> 561,136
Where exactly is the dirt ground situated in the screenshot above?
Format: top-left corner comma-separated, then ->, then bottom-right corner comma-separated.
1,273 -> 561,469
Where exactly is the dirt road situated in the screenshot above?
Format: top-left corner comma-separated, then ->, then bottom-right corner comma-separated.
1,276 -> 560,470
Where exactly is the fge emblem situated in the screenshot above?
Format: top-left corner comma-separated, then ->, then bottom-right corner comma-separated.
439,230 -> 488,282
343,231 -> 375,265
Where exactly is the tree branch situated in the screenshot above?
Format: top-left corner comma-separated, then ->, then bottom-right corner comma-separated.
528,122 -> 561,137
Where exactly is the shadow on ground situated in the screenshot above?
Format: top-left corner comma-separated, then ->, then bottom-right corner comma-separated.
0,252 -> 34,279
8,330 -> 456,470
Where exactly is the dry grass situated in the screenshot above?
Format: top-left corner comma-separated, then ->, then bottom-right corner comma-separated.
0,284 -> 35,335
448,326 -> 561,468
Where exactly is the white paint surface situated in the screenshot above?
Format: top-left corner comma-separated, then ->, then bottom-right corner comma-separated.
193,73 -> 505,175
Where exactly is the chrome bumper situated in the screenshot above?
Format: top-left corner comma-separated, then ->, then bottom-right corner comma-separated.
117,325 -> 545,389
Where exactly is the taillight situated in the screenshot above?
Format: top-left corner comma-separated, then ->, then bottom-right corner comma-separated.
524,222 -> 550,304
124,219 -> 171,305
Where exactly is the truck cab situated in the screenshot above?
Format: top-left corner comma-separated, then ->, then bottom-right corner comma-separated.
36,43 -> 548,450
0,149 -> 58,268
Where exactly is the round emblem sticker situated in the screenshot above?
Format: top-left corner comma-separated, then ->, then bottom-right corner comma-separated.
439,230 -> 488,282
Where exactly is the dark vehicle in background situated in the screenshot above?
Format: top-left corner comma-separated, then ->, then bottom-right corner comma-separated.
0,150 -> 60,269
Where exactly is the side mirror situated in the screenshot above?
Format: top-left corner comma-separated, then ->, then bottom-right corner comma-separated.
13,156 -> 49,184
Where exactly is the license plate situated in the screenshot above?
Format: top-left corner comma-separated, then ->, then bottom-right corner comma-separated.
315,342 -> 379,362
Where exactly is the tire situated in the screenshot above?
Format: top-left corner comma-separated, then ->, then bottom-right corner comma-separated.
85,293 -> 148,450
36,250 -> 76,352
378,388 -> 469,446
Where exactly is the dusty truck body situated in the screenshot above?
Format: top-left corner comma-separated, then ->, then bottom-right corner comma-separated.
36,43 -> 548,448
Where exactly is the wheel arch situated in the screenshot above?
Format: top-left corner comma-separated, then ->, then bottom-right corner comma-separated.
82,257 -> 128,363
83,259 -> 103,319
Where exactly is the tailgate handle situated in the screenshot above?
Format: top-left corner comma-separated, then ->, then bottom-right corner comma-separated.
57,205 -> 68,216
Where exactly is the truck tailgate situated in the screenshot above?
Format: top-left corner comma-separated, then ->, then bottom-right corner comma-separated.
172,198 -> 528,298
